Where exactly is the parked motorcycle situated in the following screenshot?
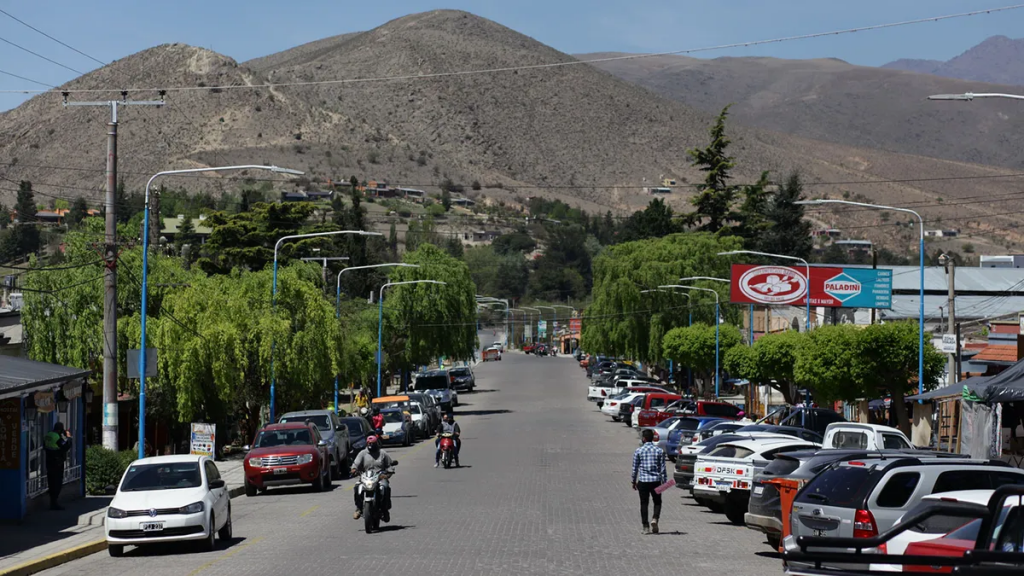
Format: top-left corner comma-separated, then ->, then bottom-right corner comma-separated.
356,461 -> 398,533
438,433 -> 457,469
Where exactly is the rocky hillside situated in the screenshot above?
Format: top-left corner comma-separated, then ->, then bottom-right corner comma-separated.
883,35 -> 1024,86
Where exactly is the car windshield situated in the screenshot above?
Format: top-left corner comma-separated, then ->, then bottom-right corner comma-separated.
706,445 -> 755,459
796,465 -> 875,507
382,412 -> 404,423
280,414 -> 331,431
254,428 -> 314,447
415,375 -> 450,390
676,418 -> 704,431
120,462 -> 202,492
945,506 -> 1014,541
659,417 -> 681,429
450,368 -> 470,376
410,405 -> 422,414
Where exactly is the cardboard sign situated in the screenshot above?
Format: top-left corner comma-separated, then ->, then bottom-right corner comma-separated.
654,478 -> 676,494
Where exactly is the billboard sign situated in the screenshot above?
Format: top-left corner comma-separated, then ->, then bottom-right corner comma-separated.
730,264 -> 892,309
538,320 -> 547,338
569,318 -> 582,333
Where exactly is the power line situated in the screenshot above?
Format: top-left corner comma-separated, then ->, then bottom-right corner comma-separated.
0,8 -> 106,66
3,4 -> 1021,95
7,259 -> 105,272
0,68 -> 54,88
0,34 -> 86,75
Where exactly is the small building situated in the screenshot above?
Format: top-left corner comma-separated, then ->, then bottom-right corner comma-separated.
160,216 -> 213,243
835,239 -> 872,254
647,187 -> 672,195
812,228 -> 842,238
0,357 -> 91,521
980,255 -> 1024,269
305,190 -> 333,201
398,188 -> 426,202
471,230 -> 502,243
451,197 -> 476,207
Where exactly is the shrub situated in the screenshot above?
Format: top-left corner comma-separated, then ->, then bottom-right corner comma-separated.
471,180 -> 481,191
398,208 -> 412,218
85,446 -> 137,495
427,203 -> 445,217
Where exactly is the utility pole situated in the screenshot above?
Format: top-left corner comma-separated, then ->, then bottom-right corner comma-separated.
63,91 -> 164,451
943,254 -> 956,386
870,248 -> 878,325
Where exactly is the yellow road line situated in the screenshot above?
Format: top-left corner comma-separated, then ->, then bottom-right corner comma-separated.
299,505 -> 319,518
0,539 -> 106,576
188,536 -> 264,576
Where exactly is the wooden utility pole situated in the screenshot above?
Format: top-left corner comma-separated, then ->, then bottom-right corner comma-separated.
62,92 -> 164,450
945,255 -> 957,386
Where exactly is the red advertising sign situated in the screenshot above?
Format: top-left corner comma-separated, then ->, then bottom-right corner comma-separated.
569,318 -> 582,333
729,264 -> 893,309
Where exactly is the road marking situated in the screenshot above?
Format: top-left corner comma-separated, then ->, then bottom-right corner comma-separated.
299,505 -> 319,518
188,536 -> 264,576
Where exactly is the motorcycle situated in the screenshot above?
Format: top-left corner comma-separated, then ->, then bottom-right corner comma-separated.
356,461 -> 397,533
438,432 -> 457,469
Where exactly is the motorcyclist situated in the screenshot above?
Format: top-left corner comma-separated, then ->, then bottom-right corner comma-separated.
371,408 -> 384,435
350,435 -> 394,522
434,412 -> 461,468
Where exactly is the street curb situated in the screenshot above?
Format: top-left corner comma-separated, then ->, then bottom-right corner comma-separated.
2,486 -> 249,576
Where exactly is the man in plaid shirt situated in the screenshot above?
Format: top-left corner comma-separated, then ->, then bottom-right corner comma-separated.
632,428 -> 667,534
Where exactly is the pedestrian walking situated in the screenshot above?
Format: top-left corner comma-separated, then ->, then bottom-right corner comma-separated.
631,428 -> 667,534
44,421 -> 73,510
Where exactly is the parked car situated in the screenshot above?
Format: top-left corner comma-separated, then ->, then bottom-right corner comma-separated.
693,436 -> 819,524
105,455 -> 232,557
412,370 -> 458,411
662,417 -> 727,459
631,393 -> 683,428
378,408 -> 413,446
482,347 -> 502,362
768,406 -> 847,436
619,395 -> 645,424
448,366 -> 476,392
278,409 -> 350,478
784,456 -> 1024,569
407,402 -> 431,438
242,422 -> 331,496
822,422 -> 913,451
676,432 -> 797,493
637,398 -> 743,428
492,341 -> 505,353
406,392 -> 441,429
734,424 -> 825,444
689,420 -> 752,444
339,416 -> 374,460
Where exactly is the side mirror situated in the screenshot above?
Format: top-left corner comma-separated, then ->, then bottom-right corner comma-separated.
336,424 -> 344,431
317,440 -> 328,447
104,485 -> 117,496
208,479 -> 226,489
242,445 -> 251,452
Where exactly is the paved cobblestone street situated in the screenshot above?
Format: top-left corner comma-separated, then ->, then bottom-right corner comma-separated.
39,351 -> 781,576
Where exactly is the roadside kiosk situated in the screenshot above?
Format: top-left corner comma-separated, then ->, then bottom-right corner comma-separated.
0,357 -> 91,521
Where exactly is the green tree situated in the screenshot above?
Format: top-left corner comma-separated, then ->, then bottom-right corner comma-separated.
441,189 -> 452,212
618,198 -> 677,242
758,172 -> 813,259
13,180 -> 40,256
492,230 -> 536,255
388,222 -> 398,257
67,197 -> 89,227
793,324 -> 861,403
15,180 -> 37,224
856,321 -> 945,435
584,232 -> 741,362
177,215 -> 198,251
663,323 -> 742,396
427,203 -> 446,217
528,225 -> 591,302
724,329 -> 804,405
734,171 -> 772,246
197,202 -> 317,275
0,203 -> 10,229
686,106 -> 737,233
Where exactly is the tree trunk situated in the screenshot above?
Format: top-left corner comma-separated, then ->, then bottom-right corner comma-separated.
775,381 -> 799,406
892,389 -> 911,436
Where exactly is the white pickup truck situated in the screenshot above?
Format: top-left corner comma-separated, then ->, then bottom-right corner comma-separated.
821,422 -> 913,450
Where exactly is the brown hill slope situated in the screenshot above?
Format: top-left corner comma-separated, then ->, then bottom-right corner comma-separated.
883,35 -> 1024,86
580,52 -> 1024,171
3,10 -> 1024,253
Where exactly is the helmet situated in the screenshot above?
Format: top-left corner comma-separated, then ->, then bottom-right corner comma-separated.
359,407 -> 369,416
366,435 -> 379,446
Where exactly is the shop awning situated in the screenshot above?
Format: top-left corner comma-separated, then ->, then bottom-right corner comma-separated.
0,356 -> 92,399
970,357 -> 1024,403
907,376 -> 990,401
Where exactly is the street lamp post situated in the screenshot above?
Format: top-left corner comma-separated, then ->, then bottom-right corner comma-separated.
477,297 -> 511,346
270,230 -> 381,423
718,250 -> 812,332
517,307 -> 541,347
333,263 -> 419,414
535,306 -> 556,349
798,199 -> 926,399
377,280 -> 447,397
138,164 -> 303,459
669,278 -> 728,398
641,289 -> 691,387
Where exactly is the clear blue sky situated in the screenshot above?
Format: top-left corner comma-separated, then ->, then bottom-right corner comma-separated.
2,0 -> 1023,111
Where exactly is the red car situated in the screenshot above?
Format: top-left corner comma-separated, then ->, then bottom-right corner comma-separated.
636,399 -> 744,428
243,422 -> 331,496
523,343 -> 535,354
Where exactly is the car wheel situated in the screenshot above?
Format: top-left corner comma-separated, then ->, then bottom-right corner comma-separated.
724,501 -> 746,525
313,470 -> 325,492
324,464 -> 333,488
244,479 -> 257,497
706,501 -> 724,514
330,456 -> 339,479
107,544 -> 124,557
200,513 -> 216,552
218,505 -> 233,541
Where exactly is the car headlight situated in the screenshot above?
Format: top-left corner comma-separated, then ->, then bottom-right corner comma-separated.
248,457 -> 263,467
180,501 -> 204,515
296,454 -> 313,465
107,507 -> 127,519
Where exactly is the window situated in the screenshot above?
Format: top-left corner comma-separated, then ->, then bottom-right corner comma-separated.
876,472 -> 921,508
882,433 -> 911,450
800,430 -> 824,443
344,421 -> 362,436
382,412 -> 404,424
254,428 -> 314,447
702,404 -> 741,418
676,418 -> 702,431
25,411 -> 46,496
280,414 -> 332,431
833,431 -> 869,449
933,470 -> 1024,494
121,462 -> 202,491
797,466 -> 876,507
762,457 -> 801,478
204,460 -> 221,483
707,445 -> 754,459
649,398 -> 667,409
901,501 -> 975,535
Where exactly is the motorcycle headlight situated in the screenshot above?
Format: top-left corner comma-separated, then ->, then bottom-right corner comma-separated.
363,479 -> 375,489
248,457 -> 263,467
296,454 -> 313,465
180,501 -> 204,515
107,507 -> 127,519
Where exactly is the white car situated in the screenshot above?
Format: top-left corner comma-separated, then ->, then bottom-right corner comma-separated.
105,455 -> 232,556
601,392 -> 642,420
408,402 -> 431,437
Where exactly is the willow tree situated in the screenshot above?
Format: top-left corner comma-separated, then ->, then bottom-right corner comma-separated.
583,232 -> 741,362
384,243 -> 478,374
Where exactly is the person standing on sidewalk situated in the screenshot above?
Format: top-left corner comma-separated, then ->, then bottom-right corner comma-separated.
631,428 -> 667,534
44,422 -> 73,510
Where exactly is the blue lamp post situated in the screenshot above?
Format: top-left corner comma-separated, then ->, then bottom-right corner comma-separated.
669,278 -> 729,398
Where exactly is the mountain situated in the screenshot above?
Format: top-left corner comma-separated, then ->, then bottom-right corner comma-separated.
883,35 -> 1024,86
580,52 -> 1024,171
3,10 -> 1024,251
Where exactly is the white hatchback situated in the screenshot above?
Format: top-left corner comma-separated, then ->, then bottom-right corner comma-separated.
105,454 -> 232,556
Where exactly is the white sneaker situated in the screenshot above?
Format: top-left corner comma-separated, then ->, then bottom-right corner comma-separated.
434,462 -> 439,468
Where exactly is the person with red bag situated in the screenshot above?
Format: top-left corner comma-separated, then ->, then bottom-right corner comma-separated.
631,428 -> 667,534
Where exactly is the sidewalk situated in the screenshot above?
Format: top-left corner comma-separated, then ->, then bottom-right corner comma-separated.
0,458 -> 245,576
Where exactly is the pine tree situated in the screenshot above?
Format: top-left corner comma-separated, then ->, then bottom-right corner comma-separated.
686,106 -> 737,233
15,180 -> 36,224
67,197 -> 89,227
441,189 -> 452,212
734,171 -> 772,245
0,203 -> 9,229
388,222 -> 398,256
759,172 -> 813,259
177,215 -> 198,251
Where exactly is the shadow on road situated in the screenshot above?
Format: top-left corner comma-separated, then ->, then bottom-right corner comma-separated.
470,389 -> 498,394
125,536 -> 250,556
376,525 -> 412,533
648,531 -> 688,536
456,409 -> 513,416
0,495 -> 112,559
755,551 -> 782,560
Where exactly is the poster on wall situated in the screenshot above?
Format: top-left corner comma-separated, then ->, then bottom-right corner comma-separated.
190,423 -> 216,458
729,264 -> 892,309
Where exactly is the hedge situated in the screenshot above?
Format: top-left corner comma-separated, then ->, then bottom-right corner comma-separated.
85,446 -> 137,495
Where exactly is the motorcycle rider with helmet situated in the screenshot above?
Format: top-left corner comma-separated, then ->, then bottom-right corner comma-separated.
434,412 -> 461,468
350,435 -> 394,521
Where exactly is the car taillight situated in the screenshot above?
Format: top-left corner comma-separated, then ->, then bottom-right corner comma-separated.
853,509 -> 878,538
601,390 -> 607,396
691,434 -> 699,443
877,543 -> 887,555
653,432 -> 660,441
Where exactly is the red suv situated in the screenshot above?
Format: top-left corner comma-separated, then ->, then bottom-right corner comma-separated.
243,422 -> 331,496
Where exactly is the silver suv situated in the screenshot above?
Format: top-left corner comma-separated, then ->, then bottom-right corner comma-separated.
786,456 -> 1024,563
278,410 -> 350,478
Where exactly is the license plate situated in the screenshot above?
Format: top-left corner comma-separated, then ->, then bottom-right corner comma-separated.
382,435 -> 390,440
716,480 -> 731,488
813,529 -> 829,537
140,522 -> 164,532
753,486 -> 764,496
273,468 -> 287,475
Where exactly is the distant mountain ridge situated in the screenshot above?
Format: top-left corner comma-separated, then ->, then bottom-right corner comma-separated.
882,35 -> 1024,86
